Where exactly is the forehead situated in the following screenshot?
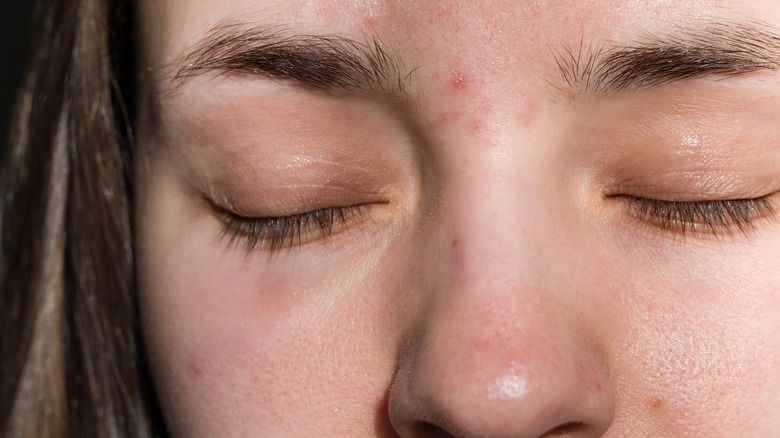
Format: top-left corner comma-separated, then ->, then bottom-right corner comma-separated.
141,0 -> 776,68
137,0 -> 780,115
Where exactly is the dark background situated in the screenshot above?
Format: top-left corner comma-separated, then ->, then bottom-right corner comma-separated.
1,0 -> 36,153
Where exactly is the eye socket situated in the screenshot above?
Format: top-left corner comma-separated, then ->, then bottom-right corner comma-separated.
216,204 -> 370,253
618,195 -> 776,236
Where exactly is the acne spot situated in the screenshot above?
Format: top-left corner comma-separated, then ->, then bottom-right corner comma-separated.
470,117 -> 484,133
650,397 -> 665,410
452,73 -> 468,91
187,360 -> 202,380
447,66 -> 471,93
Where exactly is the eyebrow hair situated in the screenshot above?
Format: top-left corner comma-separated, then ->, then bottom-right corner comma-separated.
553,20 -> 780,95
171,22 -> 410,94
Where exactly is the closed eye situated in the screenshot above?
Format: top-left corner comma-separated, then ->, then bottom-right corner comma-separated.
217,204 -> 369,253
619,196 -> 775,236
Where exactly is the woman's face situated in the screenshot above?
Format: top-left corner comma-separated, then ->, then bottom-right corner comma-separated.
136,0 -> 780,436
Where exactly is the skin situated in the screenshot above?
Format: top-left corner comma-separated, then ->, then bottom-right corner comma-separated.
136,0 -> 780,436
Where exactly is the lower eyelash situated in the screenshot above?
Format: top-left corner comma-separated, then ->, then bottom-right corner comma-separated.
219,205 -> 364,252
625,196 -> 774,235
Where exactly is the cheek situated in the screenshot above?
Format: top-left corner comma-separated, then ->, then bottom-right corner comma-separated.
604,240 -> 780,434
136,179 -> 410,435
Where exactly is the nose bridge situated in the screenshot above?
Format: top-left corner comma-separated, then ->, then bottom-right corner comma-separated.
388,149 -> 615,437
441,186 -> 555,349
425,124 -> 570,361
441,143 -> 555,305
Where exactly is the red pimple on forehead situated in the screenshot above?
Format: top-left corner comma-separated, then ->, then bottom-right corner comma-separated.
442,58 -> 476,94
449,68 -> 470,92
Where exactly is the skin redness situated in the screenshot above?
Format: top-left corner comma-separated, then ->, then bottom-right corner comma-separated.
135,0 -> 780,436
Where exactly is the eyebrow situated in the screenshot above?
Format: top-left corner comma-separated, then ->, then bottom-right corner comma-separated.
554,20 -> 780,95
171,22 -> 410,94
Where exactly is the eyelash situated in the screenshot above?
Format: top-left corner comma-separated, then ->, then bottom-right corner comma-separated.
214,194 -> 775,252
218,205 -> 366,252
623,196 -> 775,235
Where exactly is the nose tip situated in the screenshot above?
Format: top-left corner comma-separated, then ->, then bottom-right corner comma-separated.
387,300 -> 615,438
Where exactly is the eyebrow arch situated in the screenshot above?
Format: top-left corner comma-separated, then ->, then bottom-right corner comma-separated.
171,22 -> 410,94
554,20 -> 780,95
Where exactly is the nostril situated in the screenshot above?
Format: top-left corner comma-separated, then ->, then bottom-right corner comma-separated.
411,419 -> 595,438
415,421 -> 456,438
541,421 -> 587,437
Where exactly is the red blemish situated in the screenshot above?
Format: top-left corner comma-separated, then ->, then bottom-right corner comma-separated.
450,69 -> 469,92
363,16 -> 378,29
187,361 -> 201,380
470,117 -> 484,133
451,232 -> 465,272
579,362 -> 606,395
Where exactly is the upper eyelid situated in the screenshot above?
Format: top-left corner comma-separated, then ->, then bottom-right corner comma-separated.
217,204 -> 368,252
621,195 -> 775,235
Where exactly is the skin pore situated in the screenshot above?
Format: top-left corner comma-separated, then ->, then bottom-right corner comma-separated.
136,0 -> 780,436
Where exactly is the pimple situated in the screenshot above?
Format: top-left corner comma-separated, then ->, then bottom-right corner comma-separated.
444,59 -> 475,94
650,396 -> 665,410
470,117 -> 484,133
187,360 -> 202,380
450,69 -> 469,92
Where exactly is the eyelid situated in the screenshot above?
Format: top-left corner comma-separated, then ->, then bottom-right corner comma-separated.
618,195 -> 776,236
608,172 -> 780,202
198,169 -> 398,254
215,203 -> 373,253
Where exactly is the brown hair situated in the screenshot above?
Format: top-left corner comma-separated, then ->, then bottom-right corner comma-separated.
0,0 -> 163,435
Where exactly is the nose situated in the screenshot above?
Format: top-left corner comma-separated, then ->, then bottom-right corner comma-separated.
388,191 -> 615,437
